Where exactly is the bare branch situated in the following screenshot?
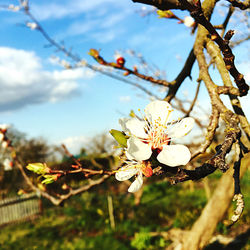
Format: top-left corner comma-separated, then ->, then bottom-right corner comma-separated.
179,0 -> 249,96
165,49 -> 196,102
206,40 -> 250,141
226,0 -> 250,10
15,158 -> 110,206
89,50 -> 170,87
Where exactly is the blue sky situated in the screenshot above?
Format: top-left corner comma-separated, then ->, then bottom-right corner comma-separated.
0,0 -> 249,153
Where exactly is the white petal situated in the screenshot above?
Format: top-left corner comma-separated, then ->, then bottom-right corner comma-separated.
168,117 -> 194,138
120,118 -> 147,138
145,100 -> 173,125
115,167 -> 138,181
184,16 -> 195,27
127,137 -> 152,161
125,151 -> 135,161
128,173 -> 143,192
119,118 -> 130,132
0,124 -> 10,130
157,144 -> 191,166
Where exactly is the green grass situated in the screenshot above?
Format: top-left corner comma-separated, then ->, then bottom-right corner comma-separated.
0,170 -> 249,249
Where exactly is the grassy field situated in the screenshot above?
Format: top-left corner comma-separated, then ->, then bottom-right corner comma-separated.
0,170 -> 249,250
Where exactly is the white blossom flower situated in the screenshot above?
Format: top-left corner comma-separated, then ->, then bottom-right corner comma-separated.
8,4 -> 20,11
119,100 -> 194,167
115,158 -> 153,193
183,16 -> 195,27
26,22 -> 38,30
0,124 -> 9,131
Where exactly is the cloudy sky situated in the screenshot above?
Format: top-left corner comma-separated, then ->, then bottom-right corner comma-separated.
0,0 -> 249,153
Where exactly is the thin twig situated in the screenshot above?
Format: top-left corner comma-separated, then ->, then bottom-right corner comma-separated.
165,49 -> 196,102
185,81 -> 201,117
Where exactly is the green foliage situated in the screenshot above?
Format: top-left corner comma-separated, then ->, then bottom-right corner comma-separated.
131,231 -> 152,250
41,175 -> 56,184
26,163 -> 57,184
0,170 -> 249,249
26,163 -> 47,175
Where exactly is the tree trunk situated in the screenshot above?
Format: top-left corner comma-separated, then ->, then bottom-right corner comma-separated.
177,156 -> 249,250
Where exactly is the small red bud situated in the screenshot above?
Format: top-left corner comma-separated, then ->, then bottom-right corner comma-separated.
116,57 -> 125,67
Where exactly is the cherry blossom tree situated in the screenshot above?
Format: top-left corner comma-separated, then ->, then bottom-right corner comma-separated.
0,0 -> 249,249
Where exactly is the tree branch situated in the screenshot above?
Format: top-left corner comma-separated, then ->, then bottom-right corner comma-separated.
226,0 -> 250,10
89,50 -> 170,87
15,158 -> 110,206
164,49 -> 196,102
206,39 -> 250,141
179,0 -> 249,96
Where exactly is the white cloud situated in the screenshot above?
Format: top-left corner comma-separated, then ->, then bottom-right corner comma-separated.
59,135 -> 89,155
30,0 -> 132,44
65,21 -> 96,37
31,0 -> 130,21
100,12 -> 128,29
55,7 -> 129,44
0,47 -> 94,112
64,11 -> 128,37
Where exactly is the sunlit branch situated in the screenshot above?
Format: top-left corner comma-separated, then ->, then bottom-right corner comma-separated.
179,0 -> 249,96
206,40 -> 250,141
132,0 -> 249,96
